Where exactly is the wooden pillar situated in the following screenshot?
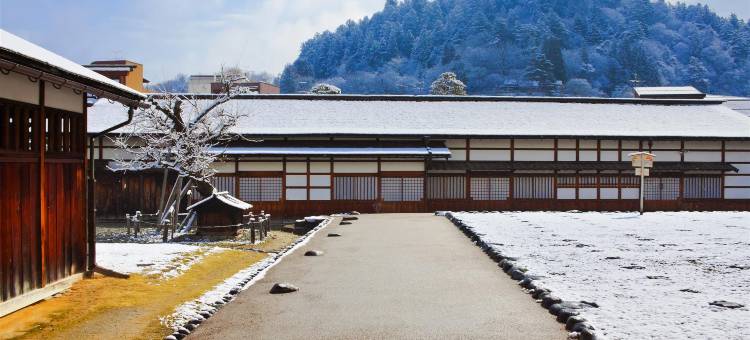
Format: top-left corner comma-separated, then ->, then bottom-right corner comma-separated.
38,80 -> 47,285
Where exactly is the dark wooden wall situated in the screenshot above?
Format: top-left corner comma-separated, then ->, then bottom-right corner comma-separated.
0,94 -> 86,303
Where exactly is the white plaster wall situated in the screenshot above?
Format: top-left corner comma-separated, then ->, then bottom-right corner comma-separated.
685,141 -> 722,150
653,151 -> 682,162
380,162 -> 424,171
651,141 -> 681,149
310,175 -> 331,186
309,188 -> 331,200
725,141 -> 750,150
239,161 -> 282,171
600,188 -> 618,199
579,188 -> 597,199
600,151 -> 619,162
579,151 -> 597,161
725,152 -> 750,162
578,140 -> 597,149
724,188 -> 750,199
558,150 -> 576,161
725,176 -> 750,186
310,162 -> 331,173
0,71 -> 39,104
286,175 -> 307,186
684,151 -> 722,162
44,82 -> 83,113
732,164 -> 750,174
470,150 -> 511,161
444,139 -> 466,148
470,139 -> 510,148
333,162 -> 378,173
286,188 -> 307,200
600,140 -> 618,149
449,149 -> 467,161
102,148 -> 132,161
514,139 -> 555,148
514,150 -> 555,161
285,162 -> 307,173
622,188 -> 640,199
557,188 -> 576,200
557,139 -> 576,148
621,141 -> 640,149
212,162 -> 235,174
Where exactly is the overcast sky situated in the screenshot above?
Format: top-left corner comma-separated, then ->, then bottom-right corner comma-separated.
1,0 -> 748,83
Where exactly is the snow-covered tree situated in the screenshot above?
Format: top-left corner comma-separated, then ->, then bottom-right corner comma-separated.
687,57 -> 710,92
564,78 -> 598,97
524,51 -> 556,85
311,83 -> 342,94
111,74 -> 246,238
430,72 -> 467,95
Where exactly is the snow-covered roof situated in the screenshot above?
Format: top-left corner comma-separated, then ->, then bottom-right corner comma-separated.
708,95 -> 750,118
88,95 -> 750,139
633,86 -> 705,99
0,29 -> 144,99
211,146 -> 451,156
187,191 -> 251,211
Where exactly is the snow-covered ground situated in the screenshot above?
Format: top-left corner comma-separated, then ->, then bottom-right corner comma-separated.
453,211 -> 750,340
97,243 -> 223,279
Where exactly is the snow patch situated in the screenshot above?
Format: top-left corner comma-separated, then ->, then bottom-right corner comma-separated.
96,243 -> 223,279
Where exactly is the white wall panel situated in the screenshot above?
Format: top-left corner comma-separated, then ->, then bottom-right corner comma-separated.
732,164 -> 750,174
444,139 -> 466,148
600,140 -> 618,149
600,188 -> 618,199
725,152 -> 750,162
579,151 -> 597,161
286,175 -> 307,186
725,141 -> 750,150
621,141 -> 640,149
0,71 -> 39,104
514,139 -> 555,148
557,139 -> 576,148
725,176 -> 750,187
622,188 -> 640,199
470,139 -> 510,148
653,151 -> 681,162
239,161 -> 282,171
514,150 -> 554,161
333,162 -> 378,173
309,162 -> 331,173
310,175 -> 331,186
557,188 -> 576,199
725,188 -> 750,199
286,162 -> 307,173
380,162 -> 424,171
558,150 -> 576,161
449,149 -> 467,161
286,188 -> 307,200
579,188 -> 597,199
621,150 -> 640,160
684,151 -> 721,162
212,162 -> 235,174
578,140 -> 597,149
45,83 -> 83,113
600,151 -> 619,162
651,141 -> 681,149
309,188 -> 331,200
470,150 -> 511,161
685,141 -> 721,150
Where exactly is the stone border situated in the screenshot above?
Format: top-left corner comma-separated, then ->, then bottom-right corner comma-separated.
443,212 -> 602,340
164,217 -> 336,340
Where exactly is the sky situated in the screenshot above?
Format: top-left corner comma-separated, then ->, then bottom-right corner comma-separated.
1,0 -> 748,83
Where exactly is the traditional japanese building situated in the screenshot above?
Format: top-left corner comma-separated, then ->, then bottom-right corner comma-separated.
0,29 -> 145,316
89,93 -> 750,219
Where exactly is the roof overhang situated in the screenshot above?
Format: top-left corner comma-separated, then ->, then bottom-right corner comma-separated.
428,161 -> 738,172
210,141 -> 451,158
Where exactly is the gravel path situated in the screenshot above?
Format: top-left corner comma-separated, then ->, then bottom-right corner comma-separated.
189,213 -> 566,340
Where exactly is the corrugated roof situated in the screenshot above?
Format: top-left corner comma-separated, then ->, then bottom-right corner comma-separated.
88,95 -> 750,139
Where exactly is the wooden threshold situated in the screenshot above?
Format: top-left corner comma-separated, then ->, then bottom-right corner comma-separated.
0,273 -> 84,318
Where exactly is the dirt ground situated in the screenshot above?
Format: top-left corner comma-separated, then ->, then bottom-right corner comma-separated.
0,230 -> 299,340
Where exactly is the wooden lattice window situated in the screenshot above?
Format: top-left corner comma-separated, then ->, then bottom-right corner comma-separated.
684,176 -> 722,199
556,176 -> 576,188
578,176 -> 598,187
645,177 -> 680,200
0,99 -> 38,153
514,176 -> 554,199
381,177 -> 424,202
427,176 -> 466,200
239,177 -> 282,202
45,108 -> 83,154
211,176 -> 236,196
470,177 -> 509,200
621,176 -> 641,188
600,176 -> 618,188
333,176 -> 377,200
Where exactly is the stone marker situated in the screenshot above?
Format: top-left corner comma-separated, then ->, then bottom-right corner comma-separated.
270,282 -> 299,294
304,250 -> 324,256
709,300 -> 744,309
328,233 -> 342,237
340,221 -> 352,225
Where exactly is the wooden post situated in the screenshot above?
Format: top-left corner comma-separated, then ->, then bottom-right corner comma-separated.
38,80 -> 48,285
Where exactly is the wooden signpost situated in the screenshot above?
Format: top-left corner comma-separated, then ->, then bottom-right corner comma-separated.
629,152 -> 655,215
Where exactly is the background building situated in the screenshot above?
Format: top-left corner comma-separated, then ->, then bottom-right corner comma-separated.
83,60 -> 149,92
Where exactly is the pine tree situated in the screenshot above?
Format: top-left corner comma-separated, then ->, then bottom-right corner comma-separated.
430,72 -> 467,95
687,57 -> 710,92
524,51 -> 556,85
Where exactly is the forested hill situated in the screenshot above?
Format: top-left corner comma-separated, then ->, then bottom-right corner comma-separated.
280,0 -> 750,97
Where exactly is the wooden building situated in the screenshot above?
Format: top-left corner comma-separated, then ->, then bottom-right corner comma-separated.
0,29 -> 144,316
89,93 -> 750,218
187,192 -> 252,236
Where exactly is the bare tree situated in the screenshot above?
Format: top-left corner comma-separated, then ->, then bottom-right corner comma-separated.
110,74 -> 246,239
